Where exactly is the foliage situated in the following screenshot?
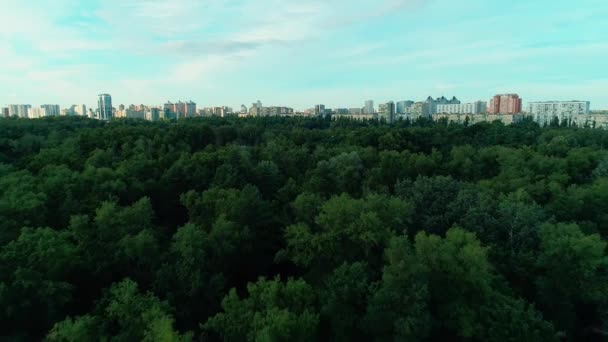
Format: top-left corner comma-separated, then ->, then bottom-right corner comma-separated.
0,115 -> 605,340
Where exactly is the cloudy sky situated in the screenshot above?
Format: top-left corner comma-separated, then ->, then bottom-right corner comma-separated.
1,0 -> 607,110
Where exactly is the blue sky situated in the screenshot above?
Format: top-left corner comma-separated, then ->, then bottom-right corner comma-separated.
1,0 -> 607,110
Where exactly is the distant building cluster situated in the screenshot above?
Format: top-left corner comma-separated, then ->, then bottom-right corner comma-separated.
247,101 -> 294,117
163,101 -> 196,119
329,94 -> 603,127
198,106 -> 233,117
2,92 -> 605,127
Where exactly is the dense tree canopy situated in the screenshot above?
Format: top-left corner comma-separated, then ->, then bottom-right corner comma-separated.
1,115 -> 607,340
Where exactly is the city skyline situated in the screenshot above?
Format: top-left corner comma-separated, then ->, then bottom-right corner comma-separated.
2,93 -> 600,114
1,0 -> 607,109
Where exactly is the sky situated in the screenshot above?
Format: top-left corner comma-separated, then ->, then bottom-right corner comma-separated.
1,0 -> 607,110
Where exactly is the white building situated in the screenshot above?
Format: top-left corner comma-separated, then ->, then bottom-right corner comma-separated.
527,101 -> 590,116
73,104 -> 87,116
28,107 -> 46,119
527,101 -> 590,126
41,104 -> 60,116
364,100 -> 374,114
8,104 -> 31,118
436,101 -> 487,115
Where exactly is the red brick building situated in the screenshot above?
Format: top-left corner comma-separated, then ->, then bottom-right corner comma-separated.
489,94 -> 522,114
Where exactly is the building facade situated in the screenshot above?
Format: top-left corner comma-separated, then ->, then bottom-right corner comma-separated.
407,102 -> 426,118
489,94 -> 522,114
332,114 -> 374,121
529,101 -> 592,126
72,104 -> 87,116
97,94 -> 113,120
348,108 -> 363,115
378,101 -> 396,123
249,101 -> 264,116
28,107 -> 46,119
527,101 -> 590,116
41,104 -> 60,116
1,107 -> 8,118
315,104 -> 326,116
145,108 -> 161,121
8,104 -> 32,118
164,101 -> 196,118
423,96 -> 461,116
364,100 -> 374,115
436,101 -> 487,114
434,113 -> 525,125
396,100 -> 414,114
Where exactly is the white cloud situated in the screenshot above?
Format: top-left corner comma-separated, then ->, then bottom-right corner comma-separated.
1,0 -> 606,110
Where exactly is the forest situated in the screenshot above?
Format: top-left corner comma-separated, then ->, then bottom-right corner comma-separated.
1,115 -> 608,341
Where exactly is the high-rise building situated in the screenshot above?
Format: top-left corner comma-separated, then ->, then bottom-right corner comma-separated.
423,96 -> 460,116
184,101 -> 196,118
164,100 -> 196,118
41,104 -> 60,116
1,107 -> 8,118
315,104 -> 326,115
72,104 -> 87,116
97,94 -> 113,120
364,100 -> 374,115
163,101 -> 174,116
409,102 -> 426,117
176,101 -> 187,118
396,100 -> 414,114
527,101 -> 590,125
249,101 -> 263,116
489,94 -> 522,114
378,101 -> 396,123
28,107 -> 46,119
145,108 -> 161,121
8,104 -> 31,118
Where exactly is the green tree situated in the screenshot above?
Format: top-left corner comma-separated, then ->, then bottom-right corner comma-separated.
68,197 -> 160,285
282,194 -> 412,277
0,228 -> 80,340
0,171 -> 47,245
48,279 -> 191,341
305,152 -> 365,197
396,176 -> 462,235
479,293 -> 557,342
364,237 -> 430,341
320,262 -> 372,341
414,228 -> 493,338
203,277 -> 319,342
536,223 -> 608,339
